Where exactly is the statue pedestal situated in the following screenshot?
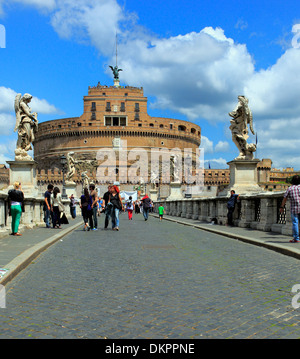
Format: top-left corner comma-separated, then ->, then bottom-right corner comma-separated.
149,188 -> 158,202
167,182 -> 183,200
64,182 -> 77,198
6,160 -> 39,197
219,159 -> 261,196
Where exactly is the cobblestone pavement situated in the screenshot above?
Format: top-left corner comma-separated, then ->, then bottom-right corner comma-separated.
1,213 -> 300,339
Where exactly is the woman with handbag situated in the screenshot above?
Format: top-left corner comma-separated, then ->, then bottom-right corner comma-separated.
110,185 -> 123,231
51,187 -> 63,229
8,181 -> 24,236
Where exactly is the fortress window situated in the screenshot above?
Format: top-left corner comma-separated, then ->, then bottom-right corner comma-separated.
134,113 -> 140,121
91,112 -> 96,120
135,103 -> 140,112
170,124 -> 173,129
191,128 -> 196,134
149,123 -> 154,127
120,102 -> 125,112
58,125 -> 61,129
77,122 -> 82,127
178,125 -> 186,131
160,124 -> 164,128
106,102 -> 111,111
105,117 -> 112,126
91,102 -> 96,111
120,117 -> 126,126
138,123 -> 142,127
105,116 -> 127,127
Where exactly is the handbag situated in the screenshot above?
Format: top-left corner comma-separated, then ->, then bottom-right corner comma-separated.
58,202 -> 65,212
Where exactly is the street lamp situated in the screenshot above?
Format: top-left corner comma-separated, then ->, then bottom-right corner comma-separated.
60,154 -> 68,199
185,154 -> 192,198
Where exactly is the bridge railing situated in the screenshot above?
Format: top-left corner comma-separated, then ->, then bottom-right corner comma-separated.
154,191 -> 293,236
0,191 -> 71,237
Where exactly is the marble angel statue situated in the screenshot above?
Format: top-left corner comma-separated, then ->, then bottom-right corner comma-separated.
229,95 -> 256,160
14,93 -> 38,160
65,152 -> 78,183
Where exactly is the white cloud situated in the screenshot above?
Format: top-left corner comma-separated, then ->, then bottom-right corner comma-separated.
1,1 -> 300,169
200,136 -> 214,154
215,141 -> 230,152
0,0 -> 56,13
205,158 -> 228,169
0,87 -> 59,138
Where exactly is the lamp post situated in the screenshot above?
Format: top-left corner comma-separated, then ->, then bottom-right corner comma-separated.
185,154 -> 192,198
60,154 -> 68,199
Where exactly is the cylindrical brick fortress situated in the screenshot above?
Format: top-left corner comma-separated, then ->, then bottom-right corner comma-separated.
34,84 -> 201,185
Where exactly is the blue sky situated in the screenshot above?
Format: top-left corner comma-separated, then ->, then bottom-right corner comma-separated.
0,0 -> 300,169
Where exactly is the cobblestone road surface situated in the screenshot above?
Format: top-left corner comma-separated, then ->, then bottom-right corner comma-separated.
1,213 -> 300,339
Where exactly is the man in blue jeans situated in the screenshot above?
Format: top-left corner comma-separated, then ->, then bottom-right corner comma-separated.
141,194 -> 151,221
227,190 -> 239,226
280,175 -> 300,243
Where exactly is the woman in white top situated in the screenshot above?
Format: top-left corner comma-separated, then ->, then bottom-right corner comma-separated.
51,187 -> 63,229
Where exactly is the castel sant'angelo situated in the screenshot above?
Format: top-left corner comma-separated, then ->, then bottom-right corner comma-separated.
34,68 -> 201,197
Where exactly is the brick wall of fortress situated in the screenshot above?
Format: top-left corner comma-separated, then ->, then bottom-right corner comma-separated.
34,85 -> 201,176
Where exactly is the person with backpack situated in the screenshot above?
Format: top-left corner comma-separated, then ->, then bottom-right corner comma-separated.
125,196 -> 134,220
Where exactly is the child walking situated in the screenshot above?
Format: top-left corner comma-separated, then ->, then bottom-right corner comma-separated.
158,204 -> 165,222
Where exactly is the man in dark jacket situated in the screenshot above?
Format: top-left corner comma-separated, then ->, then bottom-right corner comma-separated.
141,194 -> 151,221
44,184 -> 53,228
227,190 -> 239,226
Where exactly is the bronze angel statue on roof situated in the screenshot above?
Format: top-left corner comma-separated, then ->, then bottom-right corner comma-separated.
109,65 -> 122,80
14,93 -> 38,161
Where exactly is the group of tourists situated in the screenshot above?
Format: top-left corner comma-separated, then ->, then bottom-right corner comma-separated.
79,184 -> 155,231
9,174 -> 300,242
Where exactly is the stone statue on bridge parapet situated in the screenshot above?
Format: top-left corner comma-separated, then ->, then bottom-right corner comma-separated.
14,93 -> 38,161
229,95 -> 256,160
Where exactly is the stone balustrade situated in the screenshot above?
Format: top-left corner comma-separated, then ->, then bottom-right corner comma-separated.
0,191 -> 71,237
154,191 -> 293,236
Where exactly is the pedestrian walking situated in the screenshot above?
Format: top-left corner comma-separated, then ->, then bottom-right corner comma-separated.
135,201 -> 140,214
8,181 -> 24,236
103,185 -> 113,229
158,203 -> 165,222
141,194 -> 151,221
51,187 -> 63,229
89,183 -> 98,230
125,196 -> 134,220
280,175 -> 300,243
80,187 -> 93,231
69,194 -> 77,219
44,184 -> 53,228
110,185 -> 123,231
227,190 -> 239,226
